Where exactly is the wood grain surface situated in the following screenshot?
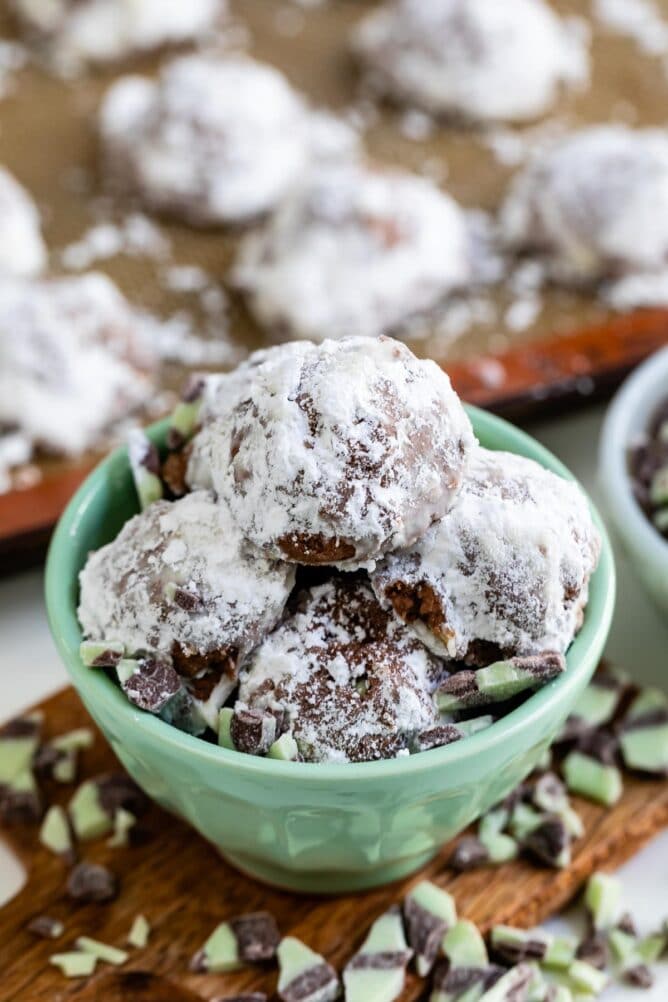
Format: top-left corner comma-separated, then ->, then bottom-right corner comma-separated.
1,685 -> 666,1002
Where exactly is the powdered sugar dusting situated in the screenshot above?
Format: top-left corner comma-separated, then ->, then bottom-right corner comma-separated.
232,161 -> 471,342
199,336 -> 475,567
372,448 -> 601,661
238,576 -> 442,762
353,0 -> 589,123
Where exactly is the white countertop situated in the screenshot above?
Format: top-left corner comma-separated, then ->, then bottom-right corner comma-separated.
0,402 -> 666,997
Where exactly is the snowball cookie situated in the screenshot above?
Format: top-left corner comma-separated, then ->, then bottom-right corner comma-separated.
0,167 -> 46,277
201,336 -> 476,567
232,161 -> 470,341
371,448 -> 601,664
78,491 -> 296,728
238,576 -> 443,763
501,126 -> 668,285
0,273 -> 156,458
353,0 -> 589,123
100,54 -> 355,226
12,0 -> 226,74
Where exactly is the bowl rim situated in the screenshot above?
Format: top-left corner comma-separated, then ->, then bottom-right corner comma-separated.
599,346 -> 668,564
46,405 -> 616,784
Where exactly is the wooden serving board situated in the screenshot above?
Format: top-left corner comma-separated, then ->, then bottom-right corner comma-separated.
1,686 -> 667,1002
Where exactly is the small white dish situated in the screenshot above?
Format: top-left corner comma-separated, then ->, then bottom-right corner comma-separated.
599,346 -> 668,616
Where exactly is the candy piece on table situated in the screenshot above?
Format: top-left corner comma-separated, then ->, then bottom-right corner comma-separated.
167,378 -> 205,449
576,932 -> 608,970
565,960 -> 607,995
128,914 -> 150,949
531,775 -> 583,839
68,778 -> 114,840
482,831 -> 519,865
268,733 -> 299,761
344,906 -> 411,1002
75,936 -> 128,966
443,920 -> 488,968
619,692 -> 668,776
574,728 -> 618,766
50,952 -> 97,978
0,765 -> 42,824
523,817 -> 571,869
509,802 -> 543,840
479,964 -> 534,1000
625,687 -> 668,722
403,880 -> 456,976
491,926 -> 551,965
545,988 -> 573,1002
108,806 -> 137,848
27,915 -> 64,939
584,873 -> 621,931
435,655 -> 565,713
192,912 -> 281,973
278,937 -> 340,1002
562,752 -> 623,806
478,806 -> 510,840
0,713 -> 42,784
449,836 -> 491,872
39,805 -> 75,860
79,641 -> 125,667
128,428 -> 163,510
67,861 -> 118,903
559,675 -> 625,739
116,656 -> 182,714
430,962 -> 505,1002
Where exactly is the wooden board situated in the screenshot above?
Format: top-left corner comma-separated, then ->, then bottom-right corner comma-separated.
3,0 -> 668,564
1,686 -> 666,1002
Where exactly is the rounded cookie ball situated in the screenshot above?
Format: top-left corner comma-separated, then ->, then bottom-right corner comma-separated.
501,126 -> 668,285
232,161 -> 470,341
371,448 -> 601,663
0,273 -> 156,458
238,576 -> 443,763
78,491 -> 296,726
353,0 -> 589,123
100,54 -> 350,226
0,167 -> 46,277
203,336 -> 476,566
12,0 -> 227,74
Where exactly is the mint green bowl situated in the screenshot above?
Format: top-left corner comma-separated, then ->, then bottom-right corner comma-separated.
46,407 -> 615,894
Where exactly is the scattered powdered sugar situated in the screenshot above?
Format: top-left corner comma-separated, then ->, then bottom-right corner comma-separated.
59,213 -> 170,271
238,576 -> 442,763
99,53 -> 358,226
232,161 -> 471,342
0,273 -> 157,458
500,125 -> 668,284
196,336 -> 475,568
593,0 -> 668,56
78,490 -> 296,725
12,0 -> 228,75
154,311 -> 244,368
0,166 -> 47,278
372,447 -> 601,662
353,0 -> 590,123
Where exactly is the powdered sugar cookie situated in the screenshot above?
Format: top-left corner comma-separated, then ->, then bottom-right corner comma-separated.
232,161 -> 470,341
100,54 -> 356,226
12,0 -> 227,74
0,167 -> 46,277
501,126 -> 668,285
371,448 -> 601,663
199,336 -> 475,567
78,491 -> 296,727
238,576 -> 443,763
353,0 -> 589,123
0,273 -> 156,458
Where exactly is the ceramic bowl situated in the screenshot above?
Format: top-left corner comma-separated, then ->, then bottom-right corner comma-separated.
46,407 -> 615,893
599,346 -> 668,616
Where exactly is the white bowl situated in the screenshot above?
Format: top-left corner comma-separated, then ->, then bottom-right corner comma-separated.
599,347 -> 668,616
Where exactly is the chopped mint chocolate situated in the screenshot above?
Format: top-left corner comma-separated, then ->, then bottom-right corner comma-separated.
562,751 -> 622,806
118,656 -> 182,714
79,641 -> 124,668
560,675 -> 625,739
128,428 -> 163,510
0,767 -> 42,824
230,709 -> 279,756
192,912 -> 280,973
39,805 -> 75,860
0,714 -> 42,823
107,806 -> 137,848
430,962 -> 504,1002
619,695 -> 668,775
491,926 -> 550,965
66,861 -> 118,903
443,919 -> 488,968
127,914 -> 150,949
68,778 -> 114,840
523,817 -> 571,869
27,915 -> 64,939
566,959 -> 607,995
449,836 -> 490,871
160,687 -> 207,736
268,732 -> 299,761
436,655 -> 565,713
278,937 -> 340,1002
478,964 -> 533,1000
344,906 -> 412,1002
51,728 -> 94,753
575,932 -> 608,970
50,951 -> 97,978
404,880 -> 456,976
76,936 -> 128,966
584,873 -> 621,931
412,724 -> 463,753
